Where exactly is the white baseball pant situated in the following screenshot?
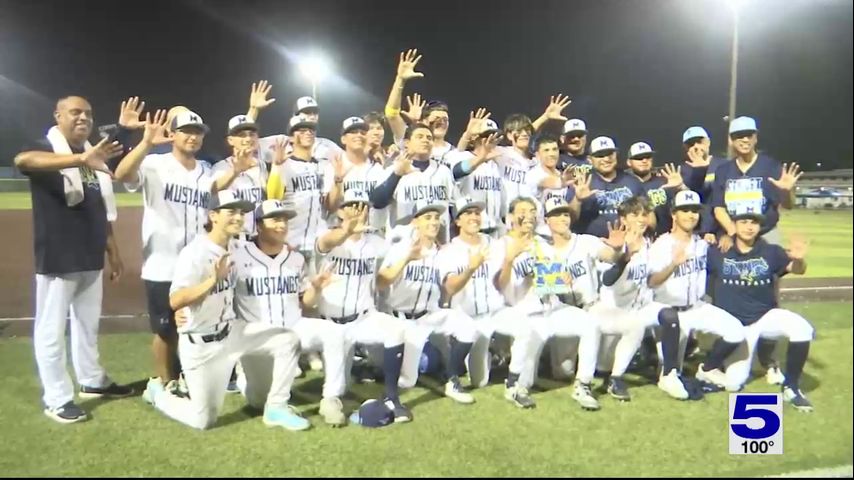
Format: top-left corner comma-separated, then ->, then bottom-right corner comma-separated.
586,301 -> 667,377
333,309 -> 406,388
153,321 -> 300,430
33,271 -> 111,409
723,309 -> 814,388
467,308 -> 539,389
235,317 -> 349,399
396,309 -> 479,389
673,302 -> 746,369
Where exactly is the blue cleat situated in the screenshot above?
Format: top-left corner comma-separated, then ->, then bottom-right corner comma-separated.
263,405 -> 311,431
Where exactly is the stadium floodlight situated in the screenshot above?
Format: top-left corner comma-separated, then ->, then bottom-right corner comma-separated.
298,54 -> 330,100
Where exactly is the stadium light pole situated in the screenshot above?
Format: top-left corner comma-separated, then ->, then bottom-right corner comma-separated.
299,54 -> 330,101
727,0 -> 742,127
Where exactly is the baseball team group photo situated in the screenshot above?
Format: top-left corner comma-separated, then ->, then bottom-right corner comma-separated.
1,0 -> 851,477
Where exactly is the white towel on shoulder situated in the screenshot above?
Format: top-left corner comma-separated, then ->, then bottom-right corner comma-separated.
46,126 -> 117,221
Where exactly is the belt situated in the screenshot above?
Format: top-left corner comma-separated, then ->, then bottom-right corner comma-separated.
673,305 -> 694,312
186,324 -> 231,344
322,309 -> 369,325
393,310 -> 428,320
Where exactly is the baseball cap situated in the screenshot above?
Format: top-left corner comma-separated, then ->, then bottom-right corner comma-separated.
729,116 -> 758,135
628,142 -> 655,159
171,110 -> 210,134
589,136 -> 617,157
209,190 -> 254,212
729,202 -> 765,222
412,200 -> 447,218
563,118 -> 587,135
287,115 -> 317,135
341,116 -> 368,135
682,126 -> 710,144
424,99 -> 449,114
341,189 -> 370,208
544,197 -> 572,217
348,399 -> 395,428
227,115 -> 258,136
294,96 -> 319,114
477,118 -> 501,137
672,190 -> 702,210
254,199 -> 297,221
453,196 -> 486,218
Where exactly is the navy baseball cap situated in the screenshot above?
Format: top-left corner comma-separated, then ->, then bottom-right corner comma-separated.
172,110 -> 210,134
254,199 -> 297,221
294,96 -> 319,114
348,399 -> 395,428
730,204 -> 765,222
589,136 -> 617,157
209,190 -> 254,212
628,142 -> 655,159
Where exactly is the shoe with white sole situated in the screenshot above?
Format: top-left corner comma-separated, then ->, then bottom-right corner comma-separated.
44,401 -> 88,424
263,405 -> 311,431
696,363 -> 728,388
572,381 -> 601,411
319,397 -> 347,427
444,378 -> 475,404
657,369 -> 689,400
782,386 -> 814,412
766,365 -> 785,386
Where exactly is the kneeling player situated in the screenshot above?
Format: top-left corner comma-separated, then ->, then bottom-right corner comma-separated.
377,201 -> 479,404
231,200 -> 350,426
710,211 -> 815,411
648,190 -> 746,388
142,191 -> 306,431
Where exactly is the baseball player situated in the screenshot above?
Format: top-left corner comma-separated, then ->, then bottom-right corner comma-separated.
115,108 -> 245,395
15,95 -> 133,423
493,197 -> 603,410
315,190 -> 413,423
625,141 -> 686,236
571,136 -> 645,237
369,124 -> 458,242
598,196 -> 690,400
445,117 -> 506,237
231,199 -> 350,426
326,116 -> 389,231
678,126 -> 720,202
711,116 -> 801,248
647,190 -> 747,386
708,210 -> 814,410
437,196 -> 540,409
363,111 -> 390,165
142,190 -> 307,431
377,201 -> 479,404
384,49 -> 426,146
492,114 -> 539,206
265,115 -> 334,271
558,118 -> 591,175
211,115 -> 268,239
525,135 -> 575,237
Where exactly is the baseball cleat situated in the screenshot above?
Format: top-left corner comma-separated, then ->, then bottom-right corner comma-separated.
572,381 -> 601,411
766,365 -> 786,386
307,352 -> 324,371
319,397 -> 347,427
226,379 -> 240,394
383,397 -> 413,423
142,377 -> 165,405
263,405 -> 312,431
43,401 -> 88,424
657,369 -> 689,400
79,382 -> 134,399
782,386 -> 814,413
607,376 -> 631,402
504,385 -> 536,409
695,363 -> 728,388
444,378 -> 475,404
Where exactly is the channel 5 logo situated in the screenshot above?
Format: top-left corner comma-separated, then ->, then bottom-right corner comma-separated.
729,393 -> 783,455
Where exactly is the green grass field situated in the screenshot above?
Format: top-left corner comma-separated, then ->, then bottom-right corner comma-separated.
0,301 -> 850,477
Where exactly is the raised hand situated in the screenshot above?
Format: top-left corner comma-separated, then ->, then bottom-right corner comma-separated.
603,221 -> 628,250
272,136 -> 289,166
396,48 -> 424,82
467,244 -> 490,271
233,147 -> 258,173
506,236 -> 532,261
768,163 -> 803,191
331,152 -> 352,182
80,137 -> 123,176
142,109 -> 169,145
786,234 -> 809,260
465,108 -> 491,137
311,264 -> 336,290
659,163 -> 684,189
703,233 -> 717,245
342,204 -> 369,234
402,93 -> 426,123
118,97 -> 146,129
393,149 -> 416,176
249,80 -> 276,110
474,132 -> 501,162
673,241 -> 690,265
572,172 -> 599,200
685,145 -> 711,168
543,94 -> 572,121
214,253 -> 231,282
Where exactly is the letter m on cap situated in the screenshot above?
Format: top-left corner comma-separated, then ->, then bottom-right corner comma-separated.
189,114 -> 200,123
598,139 -> 610,147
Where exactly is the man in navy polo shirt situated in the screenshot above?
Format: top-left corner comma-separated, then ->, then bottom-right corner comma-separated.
707,209 -> 815,411
558,118 -> 591,176
711,116 -> 802,248
679,126 -> 729,202
15,95 -> 132,424
570,136 -> 644,237
625,141 -> 685,237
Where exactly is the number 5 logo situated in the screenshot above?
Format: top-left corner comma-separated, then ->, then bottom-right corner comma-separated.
730,394 -> 780,439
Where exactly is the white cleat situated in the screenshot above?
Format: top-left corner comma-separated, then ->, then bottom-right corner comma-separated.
307,352 -> 324,371
696,363 -> 728,388
444,379 -> 476,404
658,370 -> 690,400
766,366 -> 786,386
571,381 -> 601,411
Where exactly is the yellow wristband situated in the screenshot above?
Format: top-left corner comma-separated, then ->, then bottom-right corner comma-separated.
385,107 -> 401,117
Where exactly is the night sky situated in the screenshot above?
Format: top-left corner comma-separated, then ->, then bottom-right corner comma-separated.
1,0 -> 851,169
